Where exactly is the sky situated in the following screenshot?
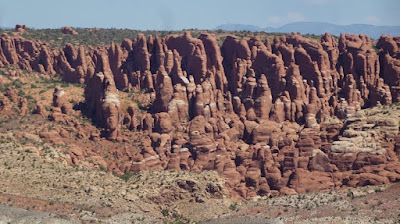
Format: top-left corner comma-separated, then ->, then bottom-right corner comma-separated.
0,0 -> 399,30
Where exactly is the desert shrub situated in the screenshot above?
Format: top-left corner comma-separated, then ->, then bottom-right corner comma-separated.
118,171 -> 133,181
161,209 -> 169,217
229,203 -> 237,211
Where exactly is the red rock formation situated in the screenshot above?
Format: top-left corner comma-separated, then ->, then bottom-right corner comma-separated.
377,34 -> 400,102
61,26 -> 78,35
0,34 -> 19,65
108,42 -> 129,90
222,35 -> 251,95
15,24 -> 27,32
0,31 -> 400,198
153,72 -> 173,112
53,86 -> 73,115
33,102 -> 48,117
165,32 -> 207,83
133,34 -> 151,72
56,44 -> 90,82
85,72 -> 121,140
198,33 -> 227,91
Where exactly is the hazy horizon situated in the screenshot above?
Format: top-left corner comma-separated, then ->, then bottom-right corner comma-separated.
2,21 -> 400,31
0,0 -> 399,30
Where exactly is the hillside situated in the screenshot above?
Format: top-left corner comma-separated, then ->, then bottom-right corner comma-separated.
0,28 -> 399,223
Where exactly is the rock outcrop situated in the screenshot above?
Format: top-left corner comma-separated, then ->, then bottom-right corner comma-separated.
1,31 -> 400,198
53,86 -> 73,115
15,24 -> 27,32
85,72 -> 122,140
61,26 -> 78,35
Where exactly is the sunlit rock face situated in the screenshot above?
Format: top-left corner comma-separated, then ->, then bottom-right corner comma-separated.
1,31 -> 400,197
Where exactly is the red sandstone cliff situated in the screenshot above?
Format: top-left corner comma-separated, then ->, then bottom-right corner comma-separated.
1,32 -> 400,197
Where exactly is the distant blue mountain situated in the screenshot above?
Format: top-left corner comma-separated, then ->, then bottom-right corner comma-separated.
215,24 -> 263,32
0,26 -> 12,30
215,22 -> 400,39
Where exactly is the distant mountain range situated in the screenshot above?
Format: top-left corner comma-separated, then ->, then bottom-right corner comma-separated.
0,26 -> 12,30
215,22 -> 400,39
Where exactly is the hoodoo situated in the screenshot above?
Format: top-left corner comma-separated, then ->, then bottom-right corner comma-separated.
0,31 -> 399,197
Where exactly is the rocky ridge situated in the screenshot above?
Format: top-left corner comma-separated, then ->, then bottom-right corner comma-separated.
0,31 -> 400,197
1,139 -> 398,223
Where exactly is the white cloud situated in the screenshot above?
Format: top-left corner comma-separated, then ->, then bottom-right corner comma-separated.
267,12 -> 306,27
364,16 -> 380,25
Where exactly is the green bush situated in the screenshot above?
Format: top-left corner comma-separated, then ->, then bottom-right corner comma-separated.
118,171 -> 133,181
229,203 -> 237,211
161,209 -> 169,217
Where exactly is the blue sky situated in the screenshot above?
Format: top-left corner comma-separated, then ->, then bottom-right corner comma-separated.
0,0 -> 399,29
